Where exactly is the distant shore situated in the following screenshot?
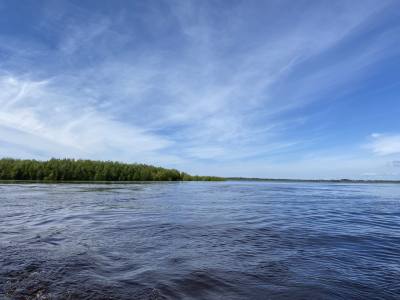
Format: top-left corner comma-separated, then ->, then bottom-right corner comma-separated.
0,158 -> 398,184
225,178 -> 400,184
0,158 -> 222,182
0,179 -> 399,184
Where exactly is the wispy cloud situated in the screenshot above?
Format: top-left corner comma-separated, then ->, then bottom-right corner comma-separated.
368,133 -> 400,156
0,74 -> 178,164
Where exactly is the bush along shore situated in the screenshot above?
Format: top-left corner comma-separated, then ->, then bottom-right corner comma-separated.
0,158 -> 223,182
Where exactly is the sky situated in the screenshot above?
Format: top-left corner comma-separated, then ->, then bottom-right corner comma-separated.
0,0 -> 400,179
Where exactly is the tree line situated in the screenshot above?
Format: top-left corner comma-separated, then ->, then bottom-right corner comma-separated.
0,158 -> 223,181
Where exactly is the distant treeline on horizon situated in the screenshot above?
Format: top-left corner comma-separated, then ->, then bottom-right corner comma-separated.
0,158 -> 222,182
1,158 -> 398,183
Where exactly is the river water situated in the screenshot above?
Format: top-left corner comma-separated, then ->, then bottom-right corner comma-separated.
0,182 -> 399,299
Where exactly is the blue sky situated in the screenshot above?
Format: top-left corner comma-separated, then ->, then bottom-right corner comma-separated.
0,0 -> 400,179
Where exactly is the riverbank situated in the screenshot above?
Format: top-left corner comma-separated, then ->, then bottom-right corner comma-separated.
0,179 -> 399,184
0,158 -> 222,182
1,158 -> 398,184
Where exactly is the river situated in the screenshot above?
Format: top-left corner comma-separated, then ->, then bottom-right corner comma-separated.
1,182 -> 399,299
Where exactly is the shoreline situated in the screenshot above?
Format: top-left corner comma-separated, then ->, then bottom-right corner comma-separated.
0,179 -> 399,184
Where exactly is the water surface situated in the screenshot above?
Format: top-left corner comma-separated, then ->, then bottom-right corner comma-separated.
1,182 -> 399,299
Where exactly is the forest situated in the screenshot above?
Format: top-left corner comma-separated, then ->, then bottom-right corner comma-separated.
0,158 -> 223,181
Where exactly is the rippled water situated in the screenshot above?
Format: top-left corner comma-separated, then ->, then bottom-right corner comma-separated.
1,182 -> 399,299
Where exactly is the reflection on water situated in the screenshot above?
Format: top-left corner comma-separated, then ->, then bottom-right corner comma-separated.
1,182 -> 399,299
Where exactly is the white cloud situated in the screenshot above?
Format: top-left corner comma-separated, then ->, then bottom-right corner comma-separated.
368,133 -> 400,156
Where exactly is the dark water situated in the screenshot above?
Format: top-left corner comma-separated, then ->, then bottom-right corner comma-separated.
1,182 -> 399,300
